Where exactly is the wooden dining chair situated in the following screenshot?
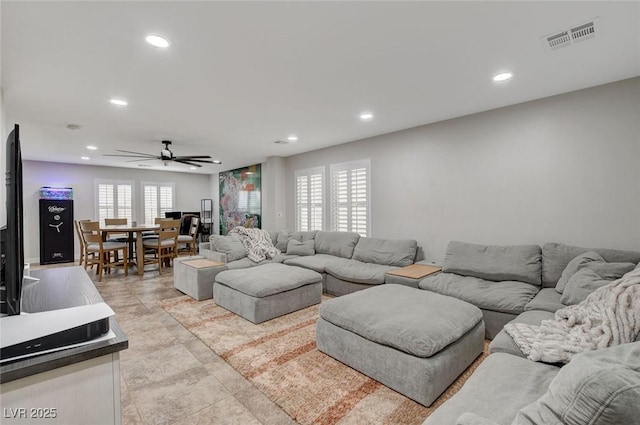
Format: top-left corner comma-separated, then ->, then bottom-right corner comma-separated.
104,217 -> 129,241
142,219 -> 180,273
74,220 -> 85,266
75,219 -> 95,268
80,220 -> 128,282
177,216 -> 199,256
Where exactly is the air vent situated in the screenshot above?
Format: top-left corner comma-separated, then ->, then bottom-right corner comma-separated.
273,140 -> 289,145
570,21 -> 596,43
541,18 -> 600,52
546,31 -> 571,50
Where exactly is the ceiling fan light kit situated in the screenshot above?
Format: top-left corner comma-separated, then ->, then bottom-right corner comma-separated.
103,140 -> 221,168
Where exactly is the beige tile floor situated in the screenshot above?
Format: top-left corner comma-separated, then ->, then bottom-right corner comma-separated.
37,262 -> 299,425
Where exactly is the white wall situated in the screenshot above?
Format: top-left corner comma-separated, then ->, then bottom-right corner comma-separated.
285,77 -> 640,263
23,160 -> 212,262
262,156 -> 287,231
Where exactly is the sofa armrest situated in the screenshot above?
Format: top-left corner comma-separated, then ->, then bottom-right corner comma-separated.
456,413 -> 500,425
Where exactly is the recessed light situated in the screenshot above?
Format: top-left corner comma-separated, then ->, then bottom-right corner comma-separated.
86,145 -> 98,150
493,72 -> 513,82
190,166 -> 197,170
359,112 -> 374,121
110,98 -> 128,106
81,156 -> 90,160
212,160 -> 222,164
145,34 -> 170,48
287,135 -> 299,142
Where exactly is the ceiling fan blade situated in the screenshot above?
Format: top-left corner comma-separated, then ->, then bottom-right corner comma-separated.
175,158 -> 215,164
173,155 -> 212,160
115,150 -> 158,157
103,154 -> 160,158
125,158 -> 160,163
175,159 -> 202,167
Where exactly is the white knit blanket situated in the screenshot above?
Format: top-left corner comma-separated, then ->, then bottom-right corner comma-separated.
228,227 -> 280,262
504,267 -> 640,364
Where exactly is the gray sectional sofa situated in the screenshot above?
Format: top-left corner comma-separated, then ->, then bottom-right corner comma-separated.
419,240 -> 640,339
198,231 -> 640,424
199,230 -> 419,296
424,340 -> 640,425
423,245 -> 640,425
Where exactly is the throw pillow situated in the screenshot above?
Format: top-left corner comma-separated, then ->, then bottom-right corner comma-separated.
555,251 -> 604,294
275,230 -> 290,252
512,342 -> 640,425
583,261 -> 636,280
561,262 -> 636,305
286,239 -> 315,256
211,235 -> 248,262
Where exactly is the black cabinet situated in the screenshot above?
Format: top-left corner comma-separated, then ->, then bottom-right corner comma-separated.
39,199 -> 74,265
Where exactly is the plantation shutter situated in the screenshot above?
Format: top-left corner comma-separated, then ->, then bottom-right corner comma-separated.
330,159 -> 370,236
143,182 -> 175,225
96,180 -> 133,222
295,167 -> 325,231
117,184 -> 133,222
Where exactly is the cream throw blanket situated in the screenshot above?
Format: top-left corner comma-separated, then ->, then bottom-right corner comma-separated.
504,267 -> 640,364
228,227 -> 280,262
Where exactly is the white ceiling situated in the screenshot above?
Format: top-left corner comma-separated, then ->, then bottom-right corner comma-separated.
2,1 -> 639,174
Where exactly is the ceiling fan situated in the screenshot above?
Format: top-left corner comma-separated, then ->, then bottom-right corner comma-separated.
104,140 -> 222,168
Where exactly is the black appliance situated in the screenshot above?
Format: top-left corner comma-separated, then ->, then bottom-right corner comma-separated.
39,199 -> 74,264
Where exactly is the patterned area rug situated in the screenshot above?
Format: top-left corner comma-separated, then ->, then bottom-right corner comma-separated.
158,295 -> 488,425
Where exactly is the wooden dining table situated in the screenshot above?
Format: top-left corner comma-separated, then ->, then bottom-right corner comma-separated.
100,223 -> 160,276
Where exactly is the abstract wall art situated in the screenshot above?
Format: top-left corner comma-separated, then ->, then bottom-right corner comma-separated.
219,164 -> 261,235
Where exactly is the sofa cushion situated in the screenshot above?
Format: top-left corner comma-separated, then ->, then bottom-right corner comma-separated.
319,284 -> 482,358
560,262 -> 636,305
541,242 -> 640,288
513,341 -> 640,425
419,272 -> 539,315
423,353 -> 559,425
210,235 -> 248,262
554,251 -> 603,293
325,260 -> 396,285
314,231 -> 360,259
284,254 -> 350,273
226,257 -> 254,270
254,253 -> 298,266
289,230 -> 317,243
489,310 -> 555,358
524,288 -> 566,312
585,261 -> 637,280
215,263 -> 322,297
286,239 -> 315,256
352,237 -> 417,267
443,241 -> 542,286
274,230 -> 291,252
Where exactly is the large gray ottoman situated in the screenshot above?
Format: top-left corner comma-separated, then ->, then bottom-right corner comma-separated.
214,263 -> 323,324
317,284 -> 484,406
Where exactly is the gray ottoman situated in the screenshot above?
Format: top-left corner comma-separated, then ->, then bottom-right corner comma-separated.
317,284 -> 484,407
214,263 -> 323,324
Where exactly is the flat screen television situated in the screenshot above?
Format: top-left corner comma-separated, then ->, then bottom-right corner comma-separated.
0,124 -> 24,316
164,211 -> 182,220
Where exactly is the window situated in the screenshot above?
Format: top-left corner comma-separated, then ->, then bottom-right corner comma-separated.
95,180 -> 134,222
142,182 -> 175,225
295,167 -> 325,231
330,159 -> 370,236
